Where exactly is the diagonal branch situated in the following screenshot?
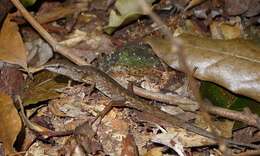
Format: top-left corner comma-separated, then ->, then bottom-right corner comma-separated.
10,0 -> 88,65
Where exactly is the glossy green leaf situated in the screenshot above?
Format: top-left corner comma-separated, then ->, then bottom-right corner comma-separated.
200,81 -> 260,113
200,81 -> 260,128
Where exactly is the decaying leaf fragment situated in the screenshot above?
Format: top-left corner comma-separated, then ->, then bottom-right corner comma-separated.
104,0 -> 156,34
0,92 -> 22,155
151,128 -> 215,148
146,34 -> 260,102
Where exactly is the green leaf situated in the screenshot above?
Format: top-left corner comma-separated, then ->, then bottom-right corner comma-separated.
200,81 -> 260,112
21,0 -> 37,7
200,81 -> 260,129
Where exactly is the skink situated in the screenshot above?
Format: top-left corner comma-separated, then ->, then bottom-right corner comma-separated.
32,60 -> 259,149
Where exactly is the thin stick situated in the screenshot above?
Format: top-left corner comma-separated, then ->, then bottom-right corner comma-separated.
132,85 -> 199,111
206,105 -> 260,129
17,96 -> 73,138
234,149 -> 260,156
132,85 -> 260,128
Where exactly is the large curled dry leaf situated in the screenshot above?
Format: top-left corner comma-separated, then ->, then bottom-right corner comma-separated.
104,0 -> 156,34
0,92 -> 22,155
145,34 -> 260,102
0,14 -> 27,69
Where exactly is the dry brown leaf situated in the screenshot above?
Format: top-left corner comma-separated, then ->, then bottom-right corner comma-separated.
0,66 -> 24,97
195,115 -> 234,138
0,92 -> 22,155
145,34 -> 260,102
22,71 -> 68,106
224,0 -> 260,17
143,147 -> 163,156
224,0 -> 250,16
121,134 -> 139,156
0,14 -> 27,69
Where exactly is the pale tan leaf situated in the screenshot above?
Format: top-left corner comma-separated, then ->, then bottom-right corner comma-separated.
0,92 -> 22,155
152,128 -> 215,147
210,20 -> 242,39
145,34 -> 260,102
151,131 -> 186,155
104,0 -> 156,34
0,14 -> 27,69
184,0 -> 207,10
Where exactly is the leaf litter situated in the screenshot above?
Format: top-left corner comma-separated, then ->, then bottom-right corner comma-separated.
0,0 -> 259,155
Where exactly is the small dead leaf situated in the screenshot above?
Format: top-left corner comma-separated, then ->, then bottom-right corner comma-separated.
0,0 -> 13,25
224,0 -> 249,16
151,131 -> 186,156
210,19 -> 242,39
224,0 -> 260,17
214,120 -> 234,138
22,71 -> 68,105
0,92 -> 22,155
195,115 -> 234,138
0,66 -> 24,97
143,147 -> 163,156
0,14 -> 27,69
244,0 -> 260,17
233,127 -> 260,143
75,122 -> 103,154
184,0 -> 207,11
121,133 -> 139,156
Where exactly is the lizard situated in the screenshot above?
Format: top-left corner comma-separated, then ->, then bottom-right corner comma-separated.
30,60 -> 260,149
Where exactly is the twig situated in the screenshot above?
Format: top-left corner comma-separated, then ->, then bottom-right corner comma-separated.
132,85 -> 199,111
16,96 -> 73,138
234,149 -> 260,156
10,0 -> 88,65
133,85 -> 260,128
206,105 -> 260,129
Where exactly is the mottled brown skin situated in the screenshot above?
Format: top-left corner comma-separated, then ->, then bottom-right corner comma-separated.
41,60 -> 259,149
